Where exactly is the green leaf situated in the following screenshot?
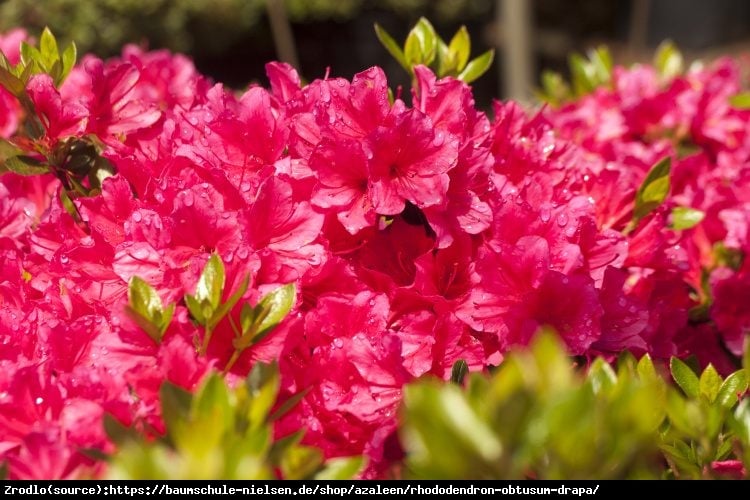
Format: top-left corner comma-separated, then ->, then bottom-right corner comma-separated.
195,254 -> 225,310
716,369 -> 748,409
239,302 -> 255,336
587,46 -> 612,84
654,41 -> 683,80
670,206 -> 705,230
125,276 -> 169,343
670,357 -> 700,399
729,92 -> 750,109
103,413 -> 141,445
588,357 -> 617,394
280,445 -> 323,480
246,362 -> 280,428
447,26 -> 470,72
744,335 -> 750,373
160,304 -> 175,336
39,27 -> 59,69
538,70 -> 570,106
0,65 -> 26,97
730,399 -> 750,444
633,156 -> 671,223
194,374 -> 232,426
315,456 -> 364,480
268,387 -> 311,423
374,23 -> 408,72
124,305 -> 163,344
404,17 -> 437,67
237,283 -> 296,349
569,53 -> 595,95
159,381 -> 193,439
3,155 -> 48,176
637,354 -> 658,381
59,42 -> 77,86
184,294 -> 205,325
450,359 -> 469,385
20,42 -> 42,69
128,276 -> 164,324
698,364 -> 722,403
457,49 -> 494,84
208,274 -> 250,330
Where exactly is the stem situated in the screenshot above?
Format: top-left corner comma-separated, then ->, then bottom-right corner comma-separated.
223,349 -> 242,374
200,325 -> 213,356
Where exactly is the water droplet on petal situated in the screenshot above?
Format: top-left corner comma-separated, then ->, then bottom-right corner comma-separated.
556,213 -> 569,227
540,205 -> 552,223
132,211 -> 142,222
182,191 -> 194,207
35,397 -> 44,405
333,338 -> 343,348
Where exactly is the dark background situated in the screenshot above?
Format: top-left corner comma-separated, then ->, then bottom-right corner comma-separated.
2,0 -> 749,107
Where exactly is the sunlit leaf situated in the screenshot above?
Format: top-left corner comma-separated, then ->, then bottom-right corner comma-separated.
457,49 -> 494,84
670,357 -> 700,399
633,156 -> 671,223
670,206 -> 705,230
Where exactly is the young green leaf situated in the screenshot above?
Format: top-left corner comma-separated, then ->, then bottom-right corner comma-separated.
447,26 -> 471,73
280,445 -> 323,480
245,362 -> 281,428
159,381 -> 193,437
194,254 -> 225,310
637,354 -> 658,381
698,364 -> 722,404
184,294 -> 205,325
538,70 -> 571,106
450,359 -> 469,385
654,41 -> 684,80
39,27 -> 59,69
569,53 -> 595,95
374,23 -> 408,72
125,276 -> 171,343
20,42 -> 42,69
103,414 -> 142,446
208,274 -> 250,330
633,156 -> 671,223
238,283 -> 296,348
59,42 -> 77,85
128,276 -> 163,321
587,46 -> 612,84
729,92 -> 750,109
716,369 -> 748,409
670,206 -> 705,230
404,17 -> 437,67
315,456 -> 365,480
268,387 -> 311,423
670,357 -> 700,399
588,357 -> 617,394
0,65 -> 26,97
457,49 -> 494,84
3,155 -> 48,176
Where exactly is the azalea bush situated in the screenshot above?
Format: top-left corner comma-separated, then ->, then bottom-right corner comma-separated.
0,20 -> 749,480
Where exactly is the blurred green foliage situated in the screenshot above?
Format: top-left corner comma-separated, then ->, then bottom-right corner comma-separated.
375,17 -> 494,83
0,0 -> 492,59
106,363 -> 363,479
400,330 -> 750,479
537,42 -> 684,106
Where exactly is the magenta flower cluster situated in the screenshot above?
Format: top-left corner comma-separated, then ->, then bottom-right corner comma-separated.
0,28 -> 747,478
